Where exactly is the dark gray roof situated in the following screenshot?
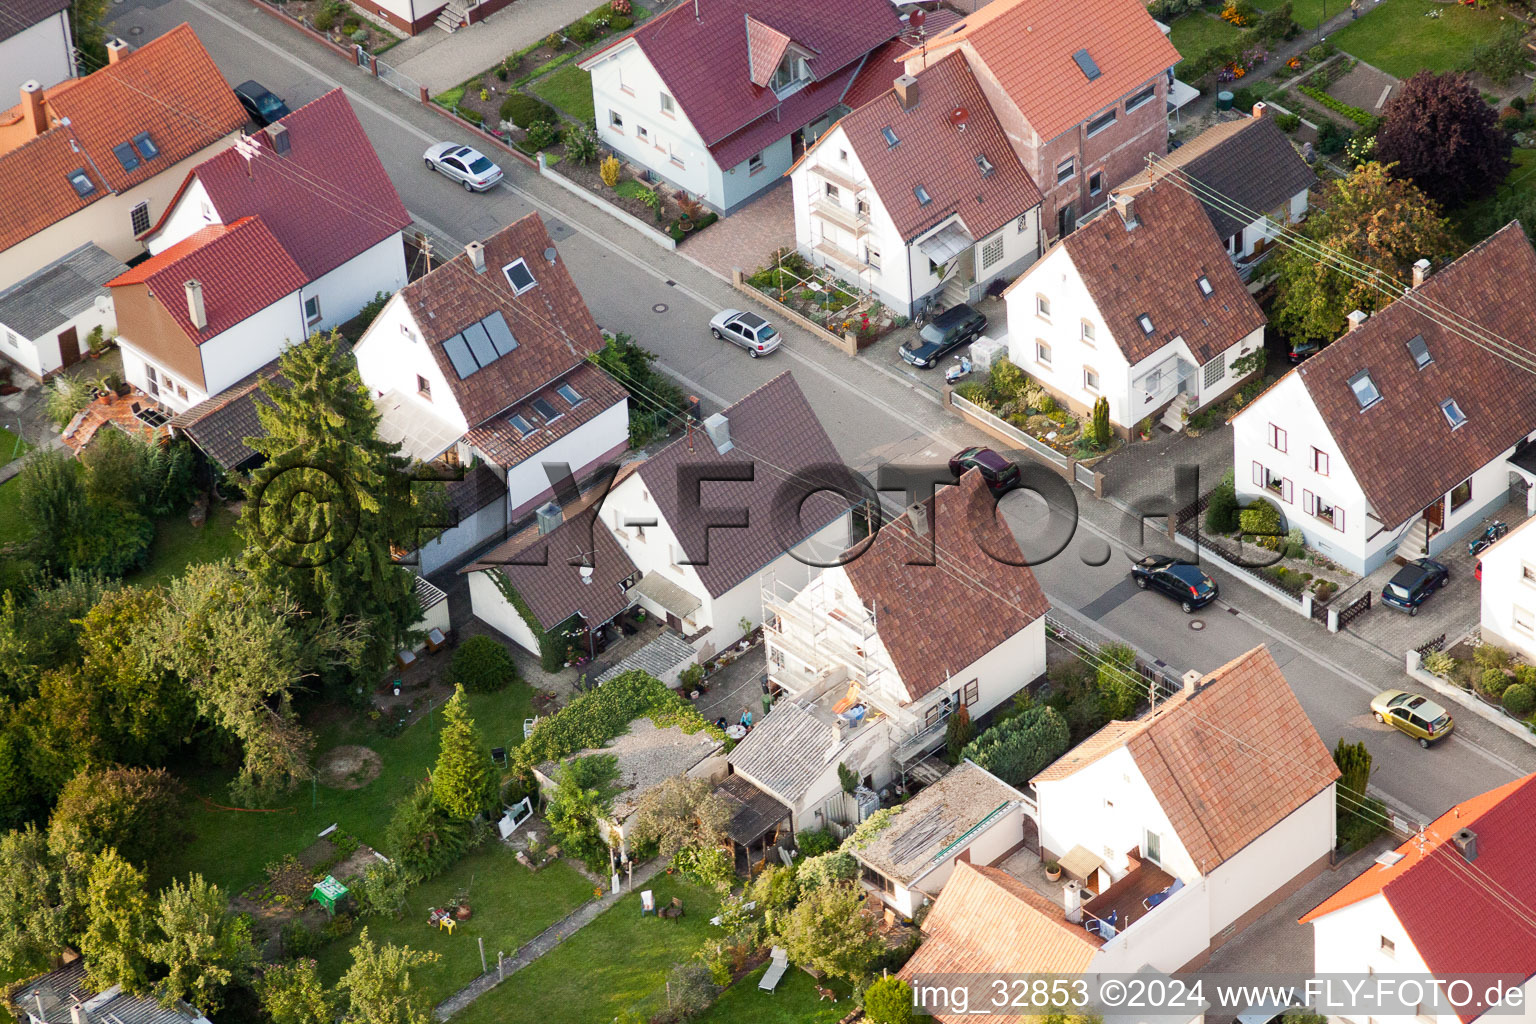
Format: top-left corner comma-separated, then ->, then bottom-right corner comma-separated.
595,628 -> 696,683
716,772 -> 791,846
1126,116 -> 1315,243
0,0 -> 71,42
727,700 -> 837,802
171,358 -> 283,470
445,464 -> 505,520
0,244 -> 124,339
12,958 -> 209,1024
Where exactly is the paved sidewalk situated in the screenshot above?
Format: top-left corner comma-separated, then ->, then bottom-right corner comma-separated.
433,855 -> 668,1020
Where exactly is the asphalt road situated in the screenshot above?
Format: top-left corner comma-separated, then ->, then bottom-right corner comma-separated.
113,0 -> 1533,825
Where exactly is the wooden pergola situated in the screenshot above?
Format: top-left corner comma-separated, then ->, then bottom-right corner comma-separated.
714,773 -> 791,873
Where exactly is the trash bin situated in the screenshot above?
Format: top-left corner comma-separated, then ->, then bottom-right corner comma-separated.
1217,90 -> 1234,110
761,693 -> 773,716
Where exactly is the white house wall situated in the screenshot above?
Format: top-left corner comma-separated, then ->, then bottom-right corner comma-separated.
147,178 -> 217,255
303,234 -> 407,331
495,399 -> 630,520
468,568 -> 543,656
714,134 -> 797,213
1205,785 -> 1333,934
605,470 -> 711,635
1091,873 -> 1213,975
0,293 -> 115,379
411,595 -> 452,651
417,496 -> 507,575
587,43 -> 714,203
0,11 -> 74,100
353,298 -> 471,436
119,339 -> 209,412
1480,524 -> 1536,658
704,516 -> 850,652
196,291 -> 305,395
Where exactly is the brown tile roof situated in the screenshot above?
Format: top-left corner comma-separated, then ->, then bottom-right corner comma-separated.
170,356 -> 282,469
482,506 -> 638,631
829,51 -> 1043,244
905,0 -> 1179,142
899,862 -> 1100,1022
0,24 -> 247,251
707,62 -> 863,172
177,89 -> 410,282
1120,114 -> 1317,243
109,217 -> 307,343
396,213 -> 602,430
463,361 -> 627,468
1126,645 -> 1339,874
636,372 -> 845,598
0,0 -> 71,42
842,469 -> 1049,702
1041,182 -> 1266,365
1276,223 -> 1536,527
1032,719 -> 1149,782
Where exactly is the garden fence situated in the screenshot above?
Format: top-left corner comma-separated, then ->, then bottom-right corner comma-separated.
1336,590 -> 1371,629
372,51 -> 423,101
951,393 -> 1070,471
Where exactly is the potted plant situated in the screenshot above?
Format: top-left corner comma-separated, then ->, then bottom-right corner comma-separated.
1045,861 -> 1062,882
1139,416 -> 1153,441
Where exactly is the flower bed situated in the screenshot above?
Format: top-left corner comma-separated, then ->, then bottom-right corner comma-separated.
744,249 -> 897,344
267,0 -> 400,52
1194,475 -> 1356,602
1420,636 -> 1536,730
953,359 -> 1123,459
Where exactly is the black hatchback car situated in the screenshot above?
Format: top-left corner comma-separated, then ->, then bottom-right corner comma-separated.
949,447 -> 1020,495
900,304 -> 987,368
233,81 -> 290,127
1131,555 -> 1219,613
1381,557 -> 1450,615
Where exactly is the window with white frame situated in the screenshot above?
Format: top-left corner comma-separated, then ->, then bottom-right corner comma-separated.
771,52 -> 811,93
1081,320 -> 1095,345
304,295 -> 322,324
864,245 -> 881,270
636,123 -> 649,142
1036,294 -> 1051,319
1304,489 -> 1342,529
1268,423 -> 1287,452
1089,170 -> 1104,196
1523,562 -> 1536,585
1084,367 -> 1100,392
660,91 -> 675,114
1126,83 -> 1157,111
608,110 -> 623,129
981,234 -> 1004,269
1036,340 -> 1052,366
1144,829 -> 1163,865
1313,448 -> 1330,475
130,202 -> 151,236
1253,462 -> 1291,502
748,152 -> 763,172
1056,157 -> 1075,184
1085,108 -> 1117,136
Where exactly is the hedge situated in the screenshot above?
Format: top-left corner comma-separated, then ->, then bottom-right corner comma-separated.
516,669 -> 721,770
1297,85 -> 1378,128
959,705 -> 1070,787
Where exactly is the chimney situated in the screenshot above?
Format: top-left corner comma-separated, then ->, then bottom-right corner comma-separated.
265,122 -> 290,155
535,501 -> 562,535
906,502 -> 930,536
1347,309 -> 1368,333
1182,669 -> 1201,698
893,74 -> 919,112
1111,192 -> 1137,229
19,81 -> 45,138
1063,880 -> 1083,924
185,280 -> 207,331
703,412 -> 733,454
465,241 -> 486,274
70,1003 -> 87,1024
1412,258 -> 1431,288
106,38 -> 132,64
1453,828 -> 1478,863
1252,101 -> 1267,119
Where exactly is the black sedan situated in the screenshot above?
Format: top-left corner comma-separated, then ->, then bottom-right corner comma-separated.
233,80 -> 290,128
1381,557 -> 1449,616
1131,556 -> 1219,613
949,447 -> 1020,495
899,304 -> 987,368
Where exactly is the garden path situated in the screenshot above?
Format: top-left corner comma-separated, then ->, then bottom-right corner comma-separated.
433,855 -> 669,1020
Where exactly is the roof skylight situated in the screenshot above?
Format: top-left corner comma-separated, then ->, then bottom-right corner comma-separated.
1440,398 -> 1467,429
882,126 -> 899,147
1407,334 -> 1431,370
1349,370 -> 1382,410
1072,48 -> 1102,81
914,185 -> 932,205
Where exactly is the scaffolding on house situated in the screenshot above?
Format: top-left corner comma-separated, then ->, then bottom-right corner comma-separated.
803,162 -> 878,296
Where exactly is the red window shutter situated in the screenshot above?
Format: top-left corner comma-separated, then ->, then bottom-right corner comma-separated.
1253,461 -> 1264,487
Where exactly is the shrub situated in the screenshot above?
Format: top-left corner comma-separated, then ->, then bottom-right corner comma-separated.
545,32 -> 564,49
459,108 -> 484,126
524,120 -> 562,151
610,0 -> 631,12
1205,481 -> 1240,534
797,828 -> 836,856
1422,651 -> 1456,678
495,67 -> 509,81
45,375 -> 91,428
865,976 -> 916,1024
1478,667 -> 1511,699
313,7 -> 336,31
610,13 -> 632,30
1503,683 -> 1536,718
49,767 -> 186,868
384,782 -> 476,880
1514,663 -> 1536,688
960,705 -> 1071,787
1475,644 -> 1512,671
499,93 -> 557,127
566,20 -> 595,44
280,920 -> 321,959
565,125 -> 599,164
1514,95 -> 1528,113
453,635 -> 519,693
599,155 -> 622,187
1315,119 -> 1351,155
1275,112 -> 1301,133
1239,497 -> 1283,548
797,851 -> 858,891
1469,24 -> 1531,86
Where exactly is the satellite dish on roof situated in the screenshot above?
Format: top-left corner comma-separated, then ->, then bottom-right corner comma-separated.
544,247 -> 558,264
580,565 -> 594,585
910,9 -> 926,28
950,107 -> 969,130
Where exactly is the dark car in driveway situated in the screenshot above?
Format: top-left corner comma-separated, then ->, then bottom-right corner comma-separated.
233,81 -> 289,127
949,447 -> 1019,495
1131,555 -> 1218,613
899,304 -> 987,368
1381,557 -> 1449,615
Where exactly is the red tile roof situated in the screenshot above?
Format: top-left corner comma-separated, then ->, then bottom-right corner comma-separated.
589,0 -> 899,151
842,469 -> 1049,702
899,862 -> 1101,1023
746,17 -> 793,87
0,24 -> 247,252
1265,224 -> 1536,528
707,63 -> 861,172
905,0 -> 1179,142
177,89 -> 410,282
840,11 -> 962,110
1300,774 -> 1536,1022
1035,182 -> 1265,365
393,213 -> 604,429
109,217 -> 307,343
827,51 -> 1043,244
464,361 -> 627,468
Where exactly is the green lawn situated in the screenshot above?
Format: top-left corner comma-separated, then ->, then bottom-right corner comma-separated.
312,845 -> 593,1007
163,683 -> 535,894
1168,10 -> 1243,65
0,428 -> 28,469
128,503 -> 244,587
529,65 -> 595,123
454,876 -> 719,1024
1254,0 -> 1331,31
1456,147 -> 1536,242
693,964 -> 852,1024
1329,0 -> 1507,77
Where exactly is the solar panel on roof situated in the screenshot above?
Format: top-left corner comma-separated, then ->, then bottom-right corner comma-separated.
483,311 -> 519,356
462,321 -> 497,367
1073,48 -> 1101,81
443,335 -> 478,379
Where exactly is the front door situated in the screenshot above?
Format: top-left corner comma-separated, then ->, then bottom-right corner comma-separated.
1058,203 -> 1076,239
57,327 -> 80,368
1424,497 -> 1446,531
791,129 -> 805,162
665,612 -> 682,630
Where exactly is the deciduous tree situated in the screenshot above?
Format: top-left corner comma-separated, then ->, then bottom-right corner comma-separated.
338,927 -> 441,1024
629,775 -> 729,863
772,881 -> 883,984
0,824 -> 91,972
257,960 -> 338,1024
81,849 -> 154,995
1376,72 -> 1511,207
48,767 -> 186,868
148,874 -> 258,1013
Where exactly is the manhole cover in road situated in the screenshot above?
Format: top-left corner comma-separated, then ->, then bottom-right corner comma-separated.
129,25 -> 144,34
652,303 -> 668,313
1189,619 -> 1206,631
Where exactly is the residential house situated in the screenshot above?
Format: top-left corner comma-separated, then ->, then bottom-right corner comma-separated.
1477,518 -> 1536,660
1031,645 -> 1339,970
1004,184 -> 1266,434
0,27 -> 246,294
0,243 -> 124,378
1120,106 -> 1314,281
14,957 -> 212,1024
851,760 -> 1032,920
107,217 -> 309,412
733,469 -> 1049,831
1300,774 -> 1536,1024
900,0 -> 1181,241
0,0 -> 74,100
1231,223 -> 1536,575
579,0 -> 903,213
789,51 -> 1044,316
353,212 -> 630,540
145,89 -> 410,339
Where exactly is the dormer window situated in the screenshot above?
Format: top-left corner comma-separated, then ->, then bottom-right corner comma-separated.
1137,313 -> 1154,335
976,154 -> 994,177
1407,334 -> 1432,370
882,126 -> 899,148
1349,370 -> 1382,410
1197,275 -> 1213,296
66,168 -> 95,198
914,185 -> 932,205
771,52 -> 811,94
502,258 -> 536,294
1440,398 -> 1467,429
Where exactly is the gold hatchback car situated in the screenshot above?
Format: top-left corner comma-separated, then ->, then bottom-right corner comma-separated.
1370,690 -> 1454,748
